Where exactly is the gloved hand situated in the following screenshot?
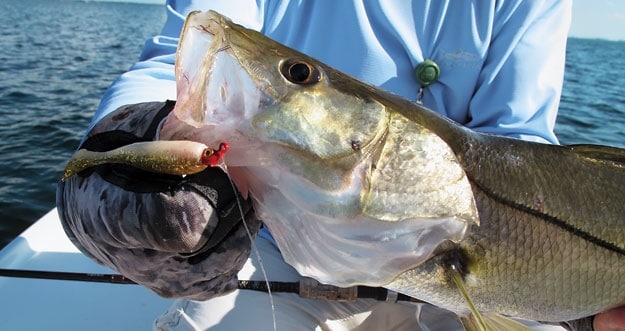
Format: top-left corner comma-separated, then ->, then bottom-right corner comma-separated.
56,101 -> 261,300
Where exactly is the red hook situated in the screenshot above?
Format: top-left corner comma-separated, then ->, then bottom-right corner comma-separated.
201,141 -> 230,167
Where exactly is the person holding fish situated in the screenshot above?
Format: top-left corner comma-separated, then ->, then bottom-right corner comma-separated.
57,0 -> 625,330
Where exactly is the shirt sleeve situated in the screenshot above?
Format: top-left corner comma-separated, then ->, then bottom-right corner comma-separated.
466,0 -> 571,144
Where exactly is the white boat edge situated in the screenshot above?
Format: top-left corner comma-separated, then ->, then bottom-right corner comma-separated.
0,208 -> 174,331
0,210 -> 570,331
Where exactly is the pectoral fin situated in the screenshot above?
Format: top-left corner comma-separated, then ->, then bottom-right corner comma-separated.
460,314 -> 533,331
448,263 -> 532,331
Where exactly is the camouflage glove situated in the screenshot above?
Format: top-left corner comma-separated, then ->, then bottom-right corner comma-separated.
56,101 -> 261,300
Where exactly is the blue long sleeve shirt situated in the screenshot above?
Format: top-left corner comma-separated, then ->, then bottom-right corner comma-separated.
89,0 -> 571,251
92,0 -> 571,145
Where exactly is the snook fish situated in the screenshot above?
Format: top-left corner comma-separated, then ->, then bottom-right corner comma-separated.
102,10 -> 625,328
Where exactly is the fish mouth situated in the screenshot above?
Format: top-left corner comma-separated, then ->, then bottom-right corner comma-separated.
160,11 -> 271,169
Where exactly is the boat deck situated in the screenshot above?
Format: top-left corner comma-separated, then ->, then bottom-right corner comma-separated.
0,209 -> 173,330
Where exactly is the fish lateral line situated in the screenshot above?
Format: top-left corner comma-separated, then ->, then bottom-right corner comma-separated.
471,179 -> 625,257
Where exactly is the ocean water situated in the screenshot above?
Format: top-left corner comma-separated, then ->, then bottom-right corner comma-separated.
557,38 -> 625,147
0,0 -> 165,248
0,0 -> 624,249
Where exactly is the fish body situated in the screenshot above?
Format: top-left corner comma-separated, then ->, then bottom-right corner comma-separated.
159,10 -> 625,323
388,138 -> 625,321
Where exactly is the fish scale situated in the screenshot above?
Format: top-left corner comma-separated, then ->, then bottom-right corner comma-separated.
364,112 -> 476,222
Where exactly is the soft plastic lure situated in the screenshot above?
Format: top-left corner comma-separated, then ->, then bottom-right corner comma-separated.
61,140 -> 229,181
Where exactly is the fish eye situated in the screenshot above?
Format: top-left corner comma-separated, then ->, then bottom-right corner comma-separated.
281,59 -> 321,85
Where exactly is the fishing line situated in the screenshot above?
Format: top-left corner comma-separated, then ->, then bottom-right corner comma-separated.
219,162 -> 278,331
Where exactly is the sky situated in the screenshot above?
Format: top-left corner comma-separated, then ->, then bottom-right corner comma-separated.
570,0 -> 625,41
111,0 -> 625,41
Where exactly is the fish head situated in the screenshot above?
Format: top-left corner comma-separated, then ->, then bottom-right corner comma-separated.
163,10 -> 388,173
161,11 -> 477,287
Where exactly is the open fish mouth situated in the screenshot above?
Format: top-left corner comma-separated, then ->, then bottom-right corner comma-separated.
158,10 -> 477,288
159,12 -> 271,168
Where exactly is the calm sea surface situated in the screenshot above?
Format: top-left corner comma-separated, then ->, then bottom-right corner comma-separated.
0,0 -> 165,248
1,0 -> 625,249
